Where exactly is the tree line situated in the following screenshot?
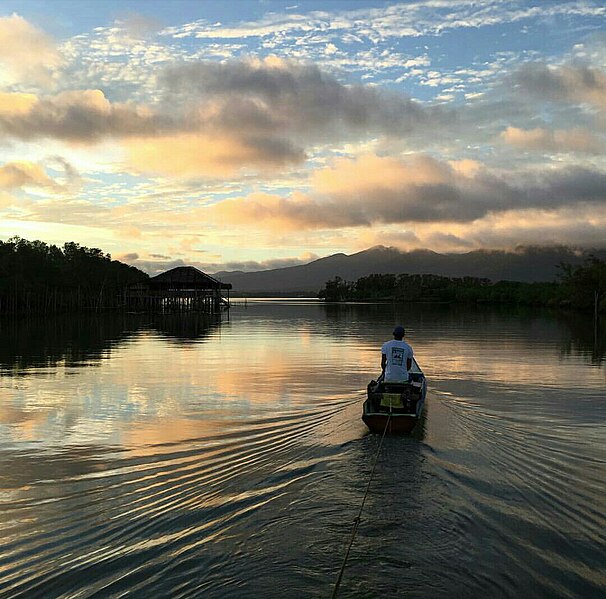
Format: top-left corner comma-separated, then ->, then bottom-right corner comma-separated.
0,237 -> 148,314
318,256 -> 606,313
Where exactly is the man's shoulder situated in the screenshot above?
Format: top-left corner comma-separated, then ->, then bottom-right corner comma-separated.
396,340 -> 413,353
381,339 -> 395,351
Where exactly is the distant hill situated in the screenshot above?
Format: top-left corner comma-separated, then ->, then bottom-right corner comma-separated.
213,246 -> 606,295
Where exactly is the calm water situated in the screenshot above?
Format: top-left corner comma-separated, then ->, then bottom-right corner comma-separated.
0,301 -> 604,598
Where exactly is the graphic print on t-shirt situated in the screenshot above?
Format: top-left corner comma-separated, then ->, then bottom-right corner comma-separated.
391,347 -> 405,366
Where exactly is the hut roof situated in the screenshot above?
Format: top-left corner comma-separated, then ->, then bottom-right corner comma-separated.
149,266 -> 232,290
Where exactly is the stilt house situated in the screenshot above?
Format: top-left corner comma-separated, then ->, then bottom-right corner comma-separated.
126,266 -> 231,313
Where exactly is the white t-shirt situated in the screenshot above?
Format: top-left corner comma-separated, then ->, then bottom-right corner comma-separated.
381,339 -> 414,382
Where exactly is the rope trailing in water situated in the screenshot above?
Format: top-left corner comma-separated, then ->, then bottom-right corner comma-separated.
331,413 -> 391,599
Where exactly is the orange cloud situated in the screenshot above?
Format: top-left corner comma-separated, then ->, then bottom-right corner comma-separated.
125,133 -> 304,178
311,153 -> 453,195
0,190 -> 16,208
202,152 -> 606,232
351,203 -> 606,253
0,14 -> 61,86
201,157 -> 445,231
208,192 -> 303,229
0,161 -> 63,191
448,159 -> 482,177
0,89 -> 168,142
0,92 -> 37,115
501,126 -> 603,154
116,226 -> 143,240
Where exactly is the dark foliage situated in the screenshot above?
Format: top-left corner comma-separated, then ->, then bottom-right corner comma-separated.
558,255 -> 606,312
0,237 -> 148,314
317,276 -> 354,301
320,259 -> 606,313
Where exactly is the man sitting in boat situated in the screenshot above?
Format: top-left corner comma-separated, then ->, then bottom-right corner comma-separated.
381,325 -> 414,383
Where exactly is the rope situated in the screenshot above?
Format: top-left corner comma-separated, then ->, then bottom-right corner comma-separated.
331,412 -> 391,599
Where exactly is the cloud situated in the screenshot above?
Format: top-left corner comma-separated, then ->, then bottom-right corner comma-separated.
0,92 -> 38,115
0,14 -> 62,86
0,162 -> 56,191
353,228 -> 420,251
130,258 -> 186,276
0,56 -> 440,177
0,160 -> 78,192
49,156 -> 81,188
206,154 -> 606,229
15,54 -> 606,184
114,13 -> 163,38
214,252 -> 320,273
443,206 -> 606,250
115,226 -> 143,240
0,57 -> 438,177
0,190 -> 16,209
4,9 -> 606,262
349,204 -> 606,253
125,132 -> 305,178
125,251 -> 321,275
424,231 -> 476,250
500,126 -> 604,154
162,2 -> 606,43
121,56 -> 446,176
116,252 -> 139,261
159,56 -> 433,140
0,90 -> 172,142
162,13 -> 327,40
511,63 -> 606,110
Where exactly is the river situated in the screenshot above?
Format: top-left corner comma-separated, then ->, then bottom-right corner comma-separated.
0,300 -> 604,598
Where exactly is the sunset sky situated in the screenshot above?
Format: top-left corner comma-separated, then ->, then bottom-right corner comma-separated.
1,0 -> 605,274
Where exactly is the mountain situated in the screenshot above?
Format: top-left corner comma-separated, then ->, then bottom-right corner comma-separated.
213,246 -> 606,295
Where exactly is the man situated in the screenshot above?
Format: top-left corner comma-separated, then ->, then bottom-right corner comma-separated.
381,325 -> 414,382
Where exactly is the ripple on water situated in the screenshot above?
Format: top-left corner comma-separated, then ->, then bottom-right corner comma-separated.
0,397 -> 359,598
1,304 -> 605,598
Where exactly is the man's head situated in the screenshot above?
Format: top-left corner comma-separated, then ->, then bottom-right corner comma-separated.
393,325 -> 405,340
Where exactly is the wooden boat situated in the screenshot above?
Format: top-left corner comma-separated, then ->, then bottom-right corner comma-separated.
362,359 -> 426,434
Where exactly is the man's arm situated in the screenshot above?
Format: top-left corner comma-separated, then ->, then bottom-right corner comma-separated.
381,353 -> 387,373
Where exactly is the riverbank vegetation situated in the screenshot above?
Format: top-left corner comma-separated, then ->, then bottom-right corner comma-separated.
0,237 -> 148,314
319,256 -> 606,313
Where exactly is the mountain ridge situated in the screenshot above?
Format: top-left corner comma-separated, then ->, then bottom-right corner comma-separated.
212,246 -> 606,294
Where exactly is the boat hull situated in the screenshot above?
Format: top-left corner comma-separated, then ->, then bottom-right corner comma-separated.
363,363 -> 426,434
362,406 -> 419,434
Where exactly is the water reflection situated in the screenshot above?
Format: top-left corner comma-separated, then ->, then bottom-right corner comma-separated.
318,301 -> 606,377
144,312 -> 223,344
0,312 -> 224,373
0,302 -> 604,598
557,311 -> 606,365
0,313 -> 133,372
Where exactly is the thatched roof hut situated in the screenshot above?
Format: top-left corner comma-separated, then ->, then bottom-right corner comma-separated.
125,266 -> 231,312
148,266 -> 232,290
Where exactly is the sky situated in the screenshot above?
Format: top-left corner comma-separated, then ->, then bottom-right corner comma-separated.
1,0 -> 605,275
